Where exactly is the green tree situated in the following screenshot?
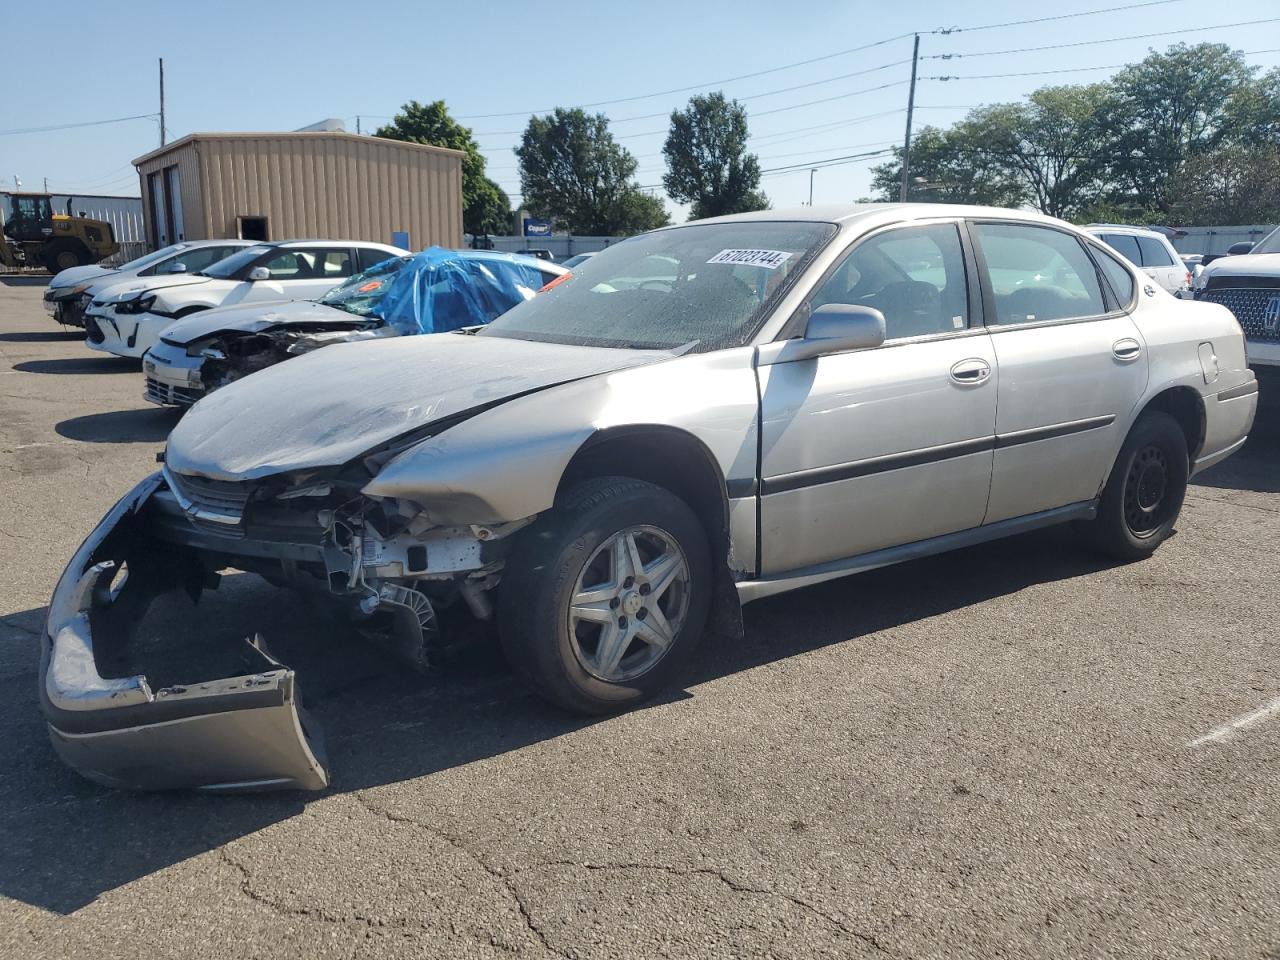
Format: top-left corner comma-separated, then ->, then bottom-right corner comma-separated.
1102,44 -> 1267,214
1168,145 -> 1280,224
870,123 -> 1025,207
662,92 -> 768,219
375,100 -> 511,236
983,86 -> 1112,219
516,108 -> 670,235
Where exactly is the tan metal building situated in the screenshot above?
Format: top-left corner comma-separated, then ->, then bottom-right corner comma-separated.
132,132 -> 464,250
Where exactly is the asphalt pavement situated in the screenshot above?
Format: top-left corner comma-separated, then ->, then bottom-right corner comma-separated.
1,276 -> 1278,959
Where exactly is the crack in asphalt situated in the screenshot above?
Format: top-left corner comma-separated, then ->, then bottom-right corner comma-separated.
1186,492 -> 1280,517
351,791 -> 570,959
217,846 -> 399,933
543,859 -> 893,955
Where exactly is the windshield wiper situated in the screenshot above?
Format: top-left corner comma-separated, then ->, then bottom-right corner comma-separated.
668,339 -> 700,356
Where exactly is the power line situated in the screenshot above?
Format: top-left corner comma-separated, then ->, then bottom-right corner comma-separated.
0,112 -> 160,137
470,58 -> 915,136
928,18 -> 1280,60
934,0 -> 1188,34
761,147 -> 896,176
930,47 -> 1279,80
456,0 -> 1189,124
455,34 -> 919,120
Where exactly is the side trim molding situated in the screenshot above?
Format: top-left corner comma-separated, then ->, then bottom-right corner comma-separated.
760,415 -> 1116,495
736,500 -> 1097,604
1217,378 -> 1259,402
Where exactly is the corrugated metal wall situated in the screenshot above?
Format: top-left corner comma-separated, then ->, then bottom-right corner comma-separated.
135,143 -> 203,245
50,195 -> 146,243
135,133 -> 463,249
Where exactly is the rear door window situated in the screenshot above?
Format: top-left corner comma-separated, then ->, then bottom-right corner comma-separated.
1136,236 -> 1176,267
357,247 -> 394,272
1092,246 -> 1136,307
1101,233 -> 1143,264
973,223 -> 1106,325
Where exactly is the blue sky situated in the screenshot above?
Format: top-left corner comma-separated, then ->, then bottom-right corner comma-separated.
3,0 -> 1278,223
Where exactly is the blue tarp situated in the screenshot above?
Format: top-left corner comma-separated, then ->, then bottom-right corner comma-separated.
376,247 -> 548,336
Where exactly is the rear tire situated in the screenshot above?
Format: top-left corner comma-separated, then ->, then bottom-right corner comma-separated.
498,477 -> 711,714
42,241 -> 87,273
1077,411 -> 1188,561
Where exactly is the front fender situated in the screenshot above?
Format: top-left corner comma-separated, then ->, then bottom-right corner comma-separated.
362,346 -> 762,527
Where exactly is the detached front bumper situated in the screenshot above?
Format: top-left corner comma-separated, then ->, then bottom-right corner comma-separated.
44,290 -> 90,327
143,341 -> 206,407
40,474 -> 329,792
84,307 -> 169,359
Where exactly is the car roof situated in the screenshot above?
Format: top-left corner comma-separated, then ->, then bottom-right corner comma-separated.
1084,224 -> 1172,241
670,203 -> 1069,232
264,239 -> 404,249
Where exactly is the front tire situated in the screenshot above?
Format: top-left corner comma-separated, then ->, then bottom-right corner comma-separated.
1079,411 -> 1188,561
498,477 -> 711,714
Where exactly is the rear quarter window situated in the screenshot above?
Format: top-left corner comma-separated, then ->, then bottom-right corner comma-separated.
1092,245 -> 1136,307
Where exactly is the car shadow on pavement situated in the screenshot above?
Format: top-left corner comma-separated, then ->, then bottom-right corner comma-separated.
0,330 -> 84,343
56,408 -> 182,444
0,275 -> 51,287
14,357 -> 140,375
0,524 -> 1119,915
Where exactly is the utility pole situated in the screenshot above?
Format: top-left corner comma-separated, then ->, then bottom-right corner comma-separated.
43,177 -> 49,193
356,115 -> 362,135
899,33 -> 920,202
159,58 -> 166,147
808,167 -> 816,206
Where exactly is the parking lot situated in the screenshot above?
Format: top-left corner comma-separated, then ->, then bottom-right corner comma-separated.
1,274 -> 1278,958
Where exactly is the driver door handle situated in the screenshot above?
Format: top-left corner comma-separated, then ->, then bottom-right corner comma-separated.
950,358 -> 991,385
1113,338 -> 1142,362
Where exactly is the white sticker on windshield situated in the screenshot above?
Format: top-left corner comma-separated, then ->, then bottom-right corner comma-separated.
706,249 -> 793,270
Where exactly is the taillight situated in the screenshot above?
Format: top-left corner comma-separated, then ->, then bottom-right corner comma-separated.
1185,271 -> 1192,287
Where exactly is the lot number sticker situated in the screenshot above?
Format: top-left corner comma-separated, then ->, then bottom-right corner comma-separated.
706,249 -> 793,269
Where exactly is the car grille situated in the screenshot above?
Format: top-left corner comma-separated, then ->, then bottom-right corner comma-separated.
1201,287 -> 1280,342
84,315 -> 105,344
145,376 -> 202,407
165,468 -> 252,534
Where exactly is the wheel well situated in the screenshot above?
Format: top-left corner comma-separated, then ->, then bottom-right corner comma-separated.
558,427 -> 728,546
556,426 -> 745,638
1140,386 -> 1205,461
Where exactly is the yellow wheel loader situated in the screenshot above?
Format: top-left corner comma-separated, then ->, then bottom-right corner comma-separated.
1,193 -> 119,273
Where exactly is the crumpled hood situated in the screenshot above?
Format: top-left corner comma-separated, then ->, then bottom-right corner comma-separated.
93,273 -> 213,303
161,300 -> 357,345
165,333 -> 662,481
49,264 -> 116,290
1203,252 -> 1280,280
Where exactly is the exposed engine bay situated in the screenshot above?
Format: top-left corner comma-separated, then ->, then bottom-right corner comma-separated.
192,322 -> 394,392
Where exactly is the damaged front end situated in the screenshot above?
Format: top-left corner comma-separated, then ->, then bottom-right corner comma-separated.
41,461 -> 527,792
145,324 -> 392,407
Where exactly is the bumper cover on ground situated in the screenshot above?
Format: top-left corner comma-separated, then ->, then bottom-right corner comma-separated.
39,474 -> 329,792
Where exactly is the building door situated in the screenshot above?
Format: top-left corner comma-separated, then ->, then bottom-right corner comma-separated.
164,166 -> 184,241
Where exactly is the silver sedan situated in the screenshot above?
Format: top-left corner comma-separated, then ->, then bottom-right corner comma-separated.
40,204 -> 1258,791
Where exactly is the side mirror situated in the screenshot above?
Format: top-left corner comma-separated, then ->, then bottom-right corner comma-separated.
161,261 -> 187,274
786,304 -> 886,361
1227,241 -> 1254,256
247,266 -> 271,281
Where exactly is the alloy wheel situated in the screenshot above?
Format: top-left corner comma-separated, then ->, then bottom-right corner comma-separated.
567,524 -> 691,683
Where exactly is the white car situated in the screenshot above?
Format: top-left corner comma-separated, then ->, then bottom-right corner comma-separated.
83,239 -> 409,359
1194,225 -> 1280,367
1086,225 -> 1192,299
43,239 -> 256,327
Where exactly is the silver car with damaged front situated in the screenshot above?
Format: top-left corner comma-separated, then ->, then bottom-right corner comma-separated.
40,204 -> 1257,791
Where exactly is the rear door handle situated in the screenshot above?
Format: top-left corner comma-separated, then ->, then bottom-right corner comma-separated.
1113,338 -> 1142,362
950,358 -> 991,385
